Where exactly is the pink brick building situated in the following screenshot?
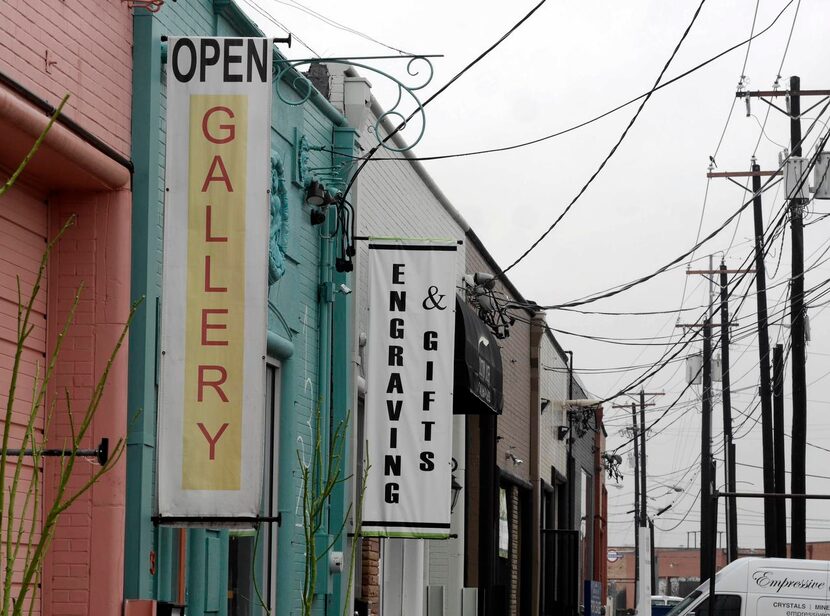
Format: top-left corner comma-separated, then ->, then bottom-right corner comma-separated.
0,1 -> 133,614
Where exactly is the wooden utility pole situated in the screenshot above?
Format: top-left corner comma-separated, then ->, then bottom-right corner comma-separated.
788,76 -> 807,558
735,76 -> 830,559
686,263 -> 754,562
706,161 -> 779,556
719,262 -> 739,562
631,402 -> 640,603
682,260 -> 727,580
773,344 -> 787,555
613,395 -> 661,609
750,160 -> 778,557
700,318 -> 713,583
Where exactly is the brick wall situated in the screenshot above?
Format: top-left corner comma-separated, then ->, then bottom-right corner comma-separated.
329,72 -> 469,611
0,183 -> 48,616
509,486 -> 520,616
0,0 -> 133,157
361,538 -> 381,615
44,190 -> 131,616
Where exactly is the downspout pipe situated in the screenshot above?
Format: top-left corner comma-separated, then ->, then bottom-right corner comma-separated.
0,69 -> 133,173
316,209 -> 336,606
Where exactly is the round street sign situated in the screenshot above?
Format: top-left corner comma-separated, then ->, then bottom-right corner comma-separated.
607,550 -> 621,563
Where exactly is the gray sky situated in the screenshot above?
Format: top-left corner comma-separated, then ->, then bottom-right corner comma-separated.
238,0 -> 830,550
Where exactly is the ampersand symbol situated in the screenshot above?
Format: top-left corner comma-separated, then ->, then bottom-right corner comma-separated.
422,285 -> 447,311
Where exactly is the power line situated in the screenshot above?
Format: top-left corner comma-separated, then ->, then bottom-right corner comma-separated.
500,0 -> 708,275
265,0 -> 412,55
332,0 -> 796,164
521,112 -> 830,312
338,0 -> 548,189
242,0 -> 322,57
334,0 -> 549,256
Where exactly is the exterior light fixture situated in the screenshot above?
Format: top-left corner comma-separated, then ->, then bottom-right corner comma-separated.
156,602 -> 185,616
450,458 -> 462,513
310,207 -> 326,226
305,180 -> 326,206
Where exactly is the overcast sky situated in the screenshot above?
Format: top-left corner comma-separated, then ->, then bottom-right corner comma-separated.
237,0 -> 830,551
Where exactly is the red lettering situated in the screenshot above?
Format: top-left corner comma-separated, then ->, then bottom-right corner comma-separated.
201,156 -> 233,192
197,422 -> 230,460
204,255 -> 227,292
201,308 -> 229,346
205,205 -> 228,242
198,365 -> 229,402
201,106 -> 236,144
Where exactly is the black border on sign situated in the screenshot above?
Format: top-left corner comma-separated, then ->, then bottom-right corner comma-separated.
361,520 -> 451,529
368,244 -> 458,251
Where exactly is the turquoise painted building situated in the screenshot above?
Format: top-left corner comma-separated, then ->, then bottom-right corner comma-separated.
127,2 -> 356,614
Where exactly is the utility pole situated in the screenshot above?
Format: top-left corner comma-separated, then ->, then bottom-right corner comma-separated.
735,78 -> 830,559
789,76 -> 807,559
750,159 -> 778,557
613,395 -> 661,612
638,390 -> 651,616
683,259 -> 726,580
700,318 -> 713,583
631,402 -> 640,605
719,263 -> 739,562
773,344 -> 787,555
706,154 -> 787,558
640,390 -> 648,542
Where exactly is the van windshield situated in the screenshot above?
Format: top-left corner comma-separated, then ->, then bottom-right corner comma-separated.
665,590 -> 702,616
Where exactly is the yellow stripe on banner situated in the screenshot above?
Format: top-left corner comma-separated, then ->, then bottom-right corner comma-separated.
183,95 -> 248,490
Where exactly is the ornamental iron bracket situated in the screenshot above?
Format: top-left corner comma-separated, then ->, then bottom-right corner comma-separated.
275,55 -> 439,153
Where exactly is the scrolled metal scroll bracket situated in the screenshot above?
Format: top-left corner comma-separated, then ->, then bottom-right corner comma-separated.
275,54 -> 441,153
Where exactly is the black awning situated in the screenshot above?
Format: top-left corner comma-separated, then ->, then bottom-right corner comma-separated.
453,296 -> 503,415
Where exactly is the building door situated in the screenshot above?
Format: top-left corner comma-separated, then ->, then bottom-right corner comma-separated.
0,182 -> 48,613
225,362 -> 280,615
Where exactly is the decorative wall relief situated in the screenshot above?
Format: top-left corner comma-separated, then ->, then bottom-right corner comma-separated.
269,155 -> 290,285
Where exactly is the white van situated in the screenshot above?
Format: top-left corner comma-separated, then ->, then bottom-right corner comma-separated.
666,557 -> 830,616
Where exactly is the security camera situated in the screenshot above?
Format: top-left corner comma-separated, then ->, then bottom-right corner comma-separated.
463,272 -> 497,290
338,283 -> 352,295
473,272 -> 496,290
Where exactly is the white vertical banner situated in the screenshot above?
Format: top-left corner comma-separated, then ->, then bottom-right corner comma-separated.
362,242 -> 458,538
157,37 -> 273,522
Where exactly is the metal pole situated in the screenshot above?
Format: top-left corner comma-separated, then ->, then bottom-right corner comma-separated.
773,344 -> 787,555
789,75 -> 807,559
701,318 -> 713,583
719,263 -> 739,562
632,402 -> 640,606
750,160 -> 777,557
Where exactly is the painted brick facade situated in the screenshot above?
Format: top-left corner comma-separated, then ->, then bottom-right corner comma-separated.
540,332 -> 569,481
44,191 -> 132,616
0,0 -> 133,157
0,1 -> 133,613
327,67 -> 469,616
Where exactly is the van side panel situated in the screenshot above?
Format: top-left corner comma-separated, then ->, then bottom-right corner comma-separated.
746,561 -> 830,616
